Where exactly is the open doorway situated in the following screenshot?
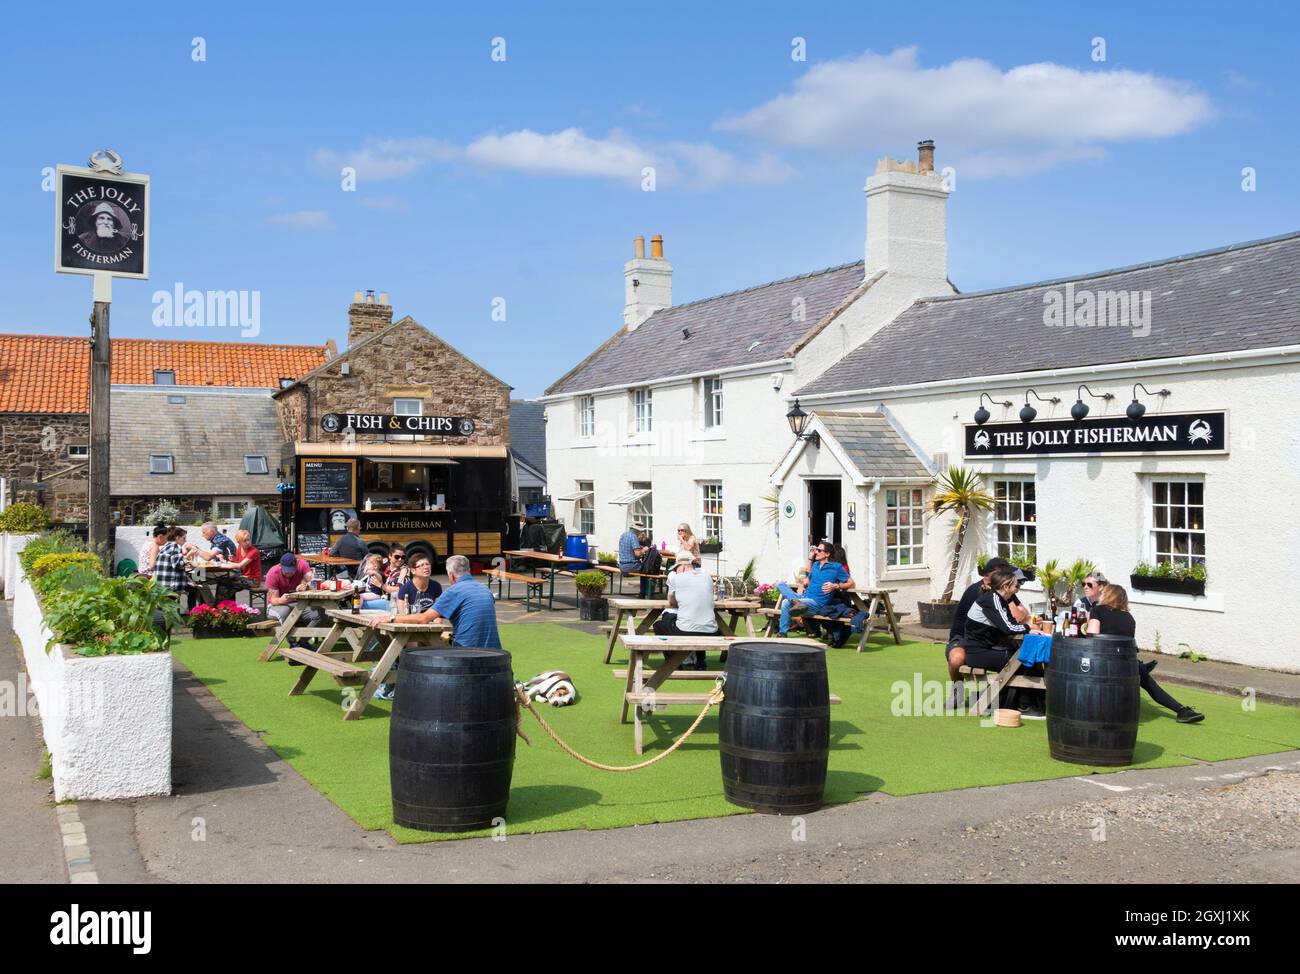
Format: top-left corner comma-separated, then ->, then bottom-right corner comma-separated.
806,479 -> 841,548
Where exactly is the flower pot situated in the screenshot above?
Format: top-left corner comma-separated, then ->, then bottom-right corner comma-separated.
192,627 -> 258,639
1129,574 -> 1206,597
699,542 -> 722,555
578,595 -> 609,621
917,600 -> 958,630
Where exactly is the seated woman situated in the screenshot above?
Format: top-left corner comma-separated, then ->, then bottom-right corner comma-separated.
962,566 -> 1052,718
1086,583 -> 1204,724
635,531 -> 662,598
356,554 -> 392,611
819,544 -> 858,649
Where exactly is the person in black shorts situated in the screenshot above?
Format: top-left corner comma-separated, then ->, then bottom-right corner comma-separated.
955,565 -> 1051,716
1087,583 -> 1204,724
945,558 -> 1027,699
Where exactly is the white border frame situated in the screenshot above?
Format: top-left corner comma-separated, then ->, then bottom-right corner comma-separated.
55,164 -> 151,279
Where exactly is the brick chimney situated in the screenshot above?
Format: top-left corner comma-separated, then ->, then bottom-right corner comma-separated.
623,234 -> 672,331
348,290 -> 393,347
864,140 -> 949,286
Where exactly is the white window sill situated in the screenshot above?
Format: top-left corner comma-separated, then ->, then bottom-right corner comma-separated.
624,435 -> 654,446
690,429 -> 726,442
570,439 -> 599,449
882,567 -> 930,581
1129,590 -> 1224,613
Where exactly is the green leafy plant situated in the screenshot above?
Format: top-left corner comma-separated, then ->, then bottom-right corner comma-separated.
926,467 -> 995,602
33,563 -> 104,600
596,550 -> 618,566
1133,561 -> 1207,584
1177,641 -> 1205,663
0,501 -> 51,533
19,529 -> 86,574
574,570 -> 609,598
759,491 -> 782,527
740,557 -> 757,583
1132,562 -> 1154,577
1062,558 -> 1096,607
31,551 -> 102,579
1008,546 -> 1037,573
140,499 -> 181,527
42,575 -> 182,657
1037,559 -> 1065,616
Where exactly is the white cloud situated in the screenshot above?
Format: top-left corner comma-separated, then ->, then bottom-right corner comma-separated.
313,137 -> 459,181
316,128 -> 792,189
268,210 -> 334,230
717,47 -> 1214,178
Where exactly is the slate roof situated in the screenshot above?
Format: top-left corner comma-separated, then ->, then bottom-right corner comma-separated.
509,400 -> 546,476
545,261 -> 868,395
800,231 -> 1300,397
816,412 -> 930,480
109,389 -> 284,496
0,334 -> 329,413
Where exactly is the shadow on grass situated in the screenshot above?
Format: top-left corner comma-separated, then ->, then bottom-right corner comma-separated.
825,768 -> 886,797
505,785 -> 606,825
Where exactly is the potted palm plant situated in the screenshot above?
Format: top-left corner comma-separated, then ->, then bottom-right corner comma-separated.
1061,558 -> 1096,608
919,467 -> 995,629
1037,559 -> 1066,617
574,570 -> 610,621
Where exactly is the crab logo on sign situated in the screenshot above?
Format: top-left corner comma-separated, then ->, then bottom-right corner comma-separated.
973,430 -> 991,450
1187,419 -> 1213,446
321,414 -> 342,433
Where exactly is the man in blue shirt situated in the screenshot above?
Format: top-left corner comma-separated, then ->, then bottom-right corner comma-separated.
775,541 -> 850,635
617,521 -> 644,574
374,554 -> 500,650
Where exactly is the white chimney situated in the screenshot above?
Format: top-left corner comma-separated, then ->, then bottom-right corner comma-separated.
864,140 -> 949,285
623,233 -> 672,331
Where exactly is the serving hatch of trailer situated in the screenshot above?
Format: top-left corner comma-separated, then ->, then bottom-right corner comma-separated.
284,442 -> 519,568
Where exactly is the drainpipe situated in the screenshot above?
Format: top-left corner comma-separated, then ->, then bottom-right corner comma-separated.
866,480 -> 882,588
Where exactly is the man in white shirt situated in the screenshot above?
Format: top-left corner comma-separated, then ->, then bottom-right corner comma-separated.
652,549 -> 718,669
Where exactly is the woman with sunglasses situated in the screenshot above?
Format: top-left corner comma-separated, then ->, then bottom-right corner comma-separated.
382,545 -> 409,595
1074,571 -> 1107,615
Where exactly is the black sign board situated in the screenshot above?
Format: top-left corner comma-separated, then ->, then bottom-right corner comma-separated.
296,532 -> 330,556
361,511 -> 448,533
321,413 -> 476,437
964,411 -> 1228,459
300,459 -> 356,507
55,164 -> 149,278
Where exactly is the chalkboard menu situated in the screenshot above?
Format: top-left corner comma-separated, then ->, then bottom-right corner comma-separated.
296,532 -> 330,579
300,459 -> 355,507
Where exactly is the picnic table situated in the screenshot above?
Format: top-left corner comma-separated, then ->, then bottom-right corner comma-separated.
256,587 -> 356,661
301,553 -> 362,579
501,549 -> 590,610
185,561 -> 240,606
602,596 -> 763,664
282,608 -> 452,720
964,631 -> 1050,715
761,587 -> 905,651
617,633 -> 839,754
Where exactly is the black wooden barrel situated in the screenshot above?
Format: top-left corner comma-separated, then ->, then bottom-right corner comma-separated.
719,641 -> 829,814
388,648 -> 516,832
1046,634 -> 1140,767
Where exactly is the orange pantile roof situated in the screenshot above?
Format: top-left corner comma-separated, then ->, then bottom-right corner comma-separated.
0,334 -> 330,413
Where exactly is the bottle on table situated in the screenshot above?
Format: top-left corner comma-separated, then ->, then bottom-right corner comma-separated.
351,585 -> 361,614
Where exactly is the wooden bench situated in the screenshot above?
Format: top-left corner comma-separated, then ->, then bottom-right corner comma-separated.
280,645 -> 369,699
247,619 -> 279,633
959,657 -> 1045,715
759,589 -> 906,651
484,567 -> 545,611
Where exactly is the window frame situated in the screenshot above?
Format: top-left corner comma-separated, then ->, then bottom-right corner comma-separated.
153,369 -> 176,385
1145,476 -> 1206,568
699,481 -> 723,542
244,455 -> 269,475
575,480 -> 595,536
629,481 -> 653,537
392,398 -> 422,416
884,486 -> 926,569
149,454 -> 174,475
67,443 -> 89,460
701,375 -> 724,430
990,478 -> 1038,566
632,387 -> 653,434
578,395 -> 596,439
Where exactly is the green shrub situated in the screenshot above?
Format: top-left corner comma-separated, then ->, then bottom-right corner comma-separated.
19,530 -> 86,574
596,550 -> 618,565
140,499 -> 181,527
0,502 -> 51,533
34,563 -> 104,600
43,575 -> 182,657
31,551 -> 102,579
574,571 -> 609,597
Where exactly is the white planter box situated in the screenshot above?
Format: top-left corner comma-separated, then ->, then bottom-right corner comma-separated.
11,569 -> 172,801
2,532 -> 39,599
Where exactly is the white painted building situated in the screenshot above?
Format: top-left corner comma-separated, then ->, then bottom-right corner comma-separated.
545,142 -> 1300,670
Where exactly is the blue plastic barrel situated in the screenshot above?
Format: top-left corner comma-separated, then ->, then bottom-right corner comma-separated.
564,534 -> 589,561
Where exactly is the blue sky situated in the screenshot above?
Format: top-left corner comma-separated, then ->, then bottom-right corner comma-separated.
3,0 -> 1297,397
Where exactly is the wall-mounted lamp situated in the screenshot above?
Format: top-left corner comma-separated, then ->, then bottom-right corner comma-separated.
1019,389 -> 1061,424
1071,384 -> 1115,421
786,399 -> 820,449
973,392 -> 1012,426
1127,382 -> 1170,421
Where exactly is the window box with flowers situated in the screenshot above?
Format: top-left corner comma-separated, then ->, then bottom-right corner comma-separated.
1130,562 -> 1207,598
189,600 -> 259,638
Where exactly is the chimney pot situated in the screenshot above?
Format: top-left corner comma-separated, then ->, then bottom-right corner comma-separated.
633,235 -> 645,259
378,292 -> 389,305
917,139 -> 935,173
650,234 -> 664,259
352,290 -> 364,303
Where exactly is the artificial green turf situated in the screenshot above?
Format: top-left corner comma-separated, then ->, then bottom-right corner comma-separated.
172,625 -> 1300,843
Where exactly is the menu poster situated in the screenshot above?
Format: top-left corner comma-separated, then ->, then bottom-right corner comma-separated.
296,532 -> 330,580
300,459 -> 355,508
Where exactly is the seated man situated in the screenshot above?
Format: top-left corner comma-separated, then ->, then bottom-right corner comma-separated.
265,552 -> 323,648
188,520 -> 238,563
328,517 -> 370,571
945,556 -> 1026,709
775,542 -> 850,635
635,531 -> 662,598
617,521 -> 644,576
652,549 -> 719,669
367,554 -> 500,699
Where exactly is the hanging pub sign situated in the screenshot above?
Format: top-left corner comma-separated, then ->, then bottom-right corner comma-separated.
964,411 -> 1228,459
55,152 -> 149,278
321,413 -> 476,437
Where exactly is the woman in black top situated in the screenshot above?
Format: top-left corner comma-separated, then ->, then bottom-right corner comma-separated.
1086,584 -> 1204,724
962,568 -> 1050,670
